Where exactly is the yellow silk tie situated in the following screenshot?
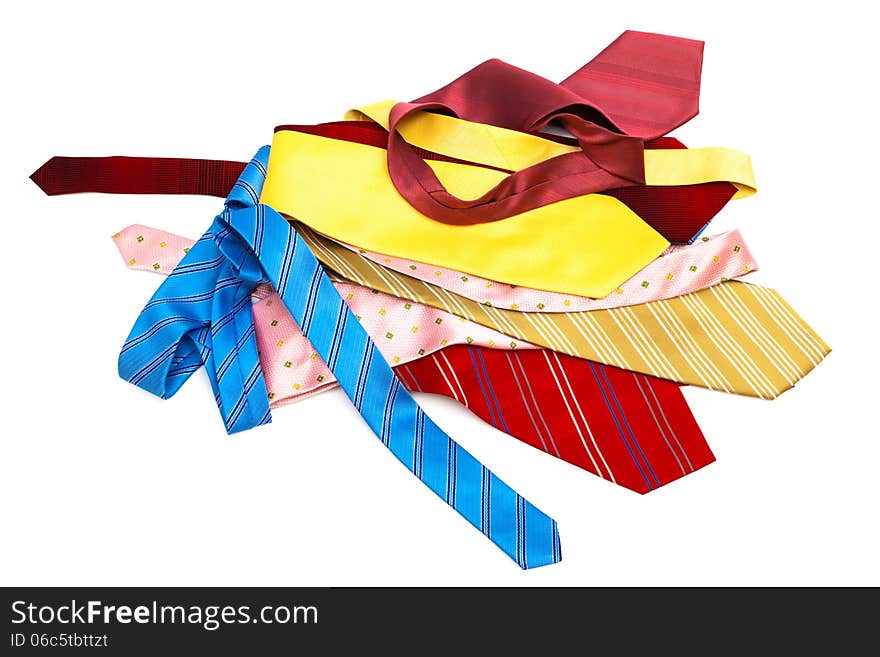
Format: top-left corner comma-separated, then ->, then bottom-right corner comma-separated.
262,129 -> 668,298
299,226 -> 829,399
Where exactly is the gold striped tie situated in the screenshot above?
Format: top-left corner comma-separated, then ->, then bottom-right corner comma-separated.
298,226 -> 830,399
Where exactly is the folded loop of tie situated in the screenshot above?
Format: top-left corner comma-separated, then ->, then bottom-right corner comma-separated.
117,154 -> 276,434
117,229 -> 273,434
381,91 -> 646,226
116,234 -> 216,398
347,30 -> 704,226
408,57 -> 649,180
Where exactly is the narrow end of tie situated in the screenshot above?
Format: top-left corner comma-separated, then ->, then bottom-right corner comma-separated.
518,519 -> 562,570
29,157 -> 64,195
224,405 -> 273,435
509,511 -> 562,570
29,160 -> 50,194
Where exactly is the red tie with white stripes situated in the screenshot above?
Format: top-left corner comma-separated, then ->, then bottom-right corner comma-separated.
398,345 -> 713,494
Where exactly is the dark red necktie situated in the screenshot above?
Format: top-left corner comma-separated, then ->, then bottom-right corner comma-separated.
31,123 -> 734,243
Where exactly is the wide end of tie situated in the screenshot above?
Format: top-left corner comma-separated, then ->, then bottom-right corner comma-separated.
562,30 -> 705,140
621,29 -> 704,49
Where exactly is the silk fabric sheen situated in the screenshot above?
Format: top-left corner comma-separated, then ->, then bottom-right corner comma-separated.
261,129 -> 669,298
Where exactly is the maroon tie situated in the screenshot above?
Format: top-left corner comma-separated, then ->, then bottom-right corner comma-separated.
29,155 -> 244,198
559,30 -> 704,139
30,123 -> 733,243
384,30 -> 705,226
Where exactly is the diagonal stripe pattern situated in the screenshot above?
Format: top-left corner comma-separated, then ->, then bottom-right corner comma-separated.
118,147 -> 561,569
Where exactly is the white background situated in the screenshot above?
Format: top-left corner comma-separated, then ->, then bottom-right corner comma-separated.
2,0 -> 877,586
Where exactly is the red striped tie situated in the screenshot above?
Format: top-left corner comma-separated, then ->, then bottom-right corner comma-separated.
398,345 -> 713,494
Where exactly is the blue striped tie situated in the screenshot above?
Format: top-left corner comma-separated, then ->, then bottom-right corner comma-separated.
118,147 -> 561,569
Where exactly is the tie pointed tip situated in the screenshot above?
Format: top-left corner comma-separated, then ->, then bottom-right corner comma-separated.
518,547 -> 563,570
29,157 -> 56,195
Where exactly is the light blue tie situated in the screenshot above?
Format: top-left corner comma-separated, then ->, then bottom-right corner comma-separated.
118,154 -> 272,433
118,147 -> 561,569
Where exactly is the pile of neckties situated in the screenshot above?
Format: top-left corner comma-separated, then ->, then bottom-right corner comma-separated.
31,31 -> 829,569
